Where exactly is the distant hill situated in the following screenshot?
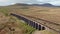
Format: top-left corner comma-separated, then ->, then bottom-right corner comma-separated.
11,3 -> 30,6
9,3 -> 60,7
39,3 -> 54,7
31,3 -> 60,7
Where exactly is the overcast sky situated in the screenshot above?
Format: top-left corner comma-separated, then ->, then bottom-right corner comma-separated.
0,0 -> 60,6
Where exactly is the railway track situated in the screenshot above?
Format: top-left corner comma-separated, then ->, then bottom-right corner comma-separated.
10,13 -> 60,33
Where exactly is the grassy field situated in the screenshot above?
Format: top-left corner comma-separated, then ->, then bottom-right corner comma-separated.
0,8 -> 35,34
7,5 -> 60,34
0,5 -> 60,34
12,6 -> 60,24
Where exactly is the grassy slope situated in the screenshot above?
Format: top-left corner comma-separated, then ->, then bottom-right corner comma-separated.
0,8 -> 35,34
0,6 -> 60,34
7,6 -> 60,34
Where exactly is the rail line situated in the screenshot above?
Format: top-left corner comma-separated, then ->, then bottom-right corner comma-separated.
10,13 -> 60,33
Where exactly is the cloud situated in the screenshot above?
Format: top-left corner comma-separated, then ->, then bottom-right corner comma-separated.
0,0 -> 9,2
10,3 -> 16,5
37,0 -> 60,6
0,0 -> 60,6
49,1 -> 60,6
37,0 -> 59,2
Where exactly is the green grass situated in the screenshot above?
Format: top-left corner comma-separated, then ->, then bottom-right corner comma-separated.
0,8 -> 36,34
12,17 -> 36,34
0,8 -> 9,16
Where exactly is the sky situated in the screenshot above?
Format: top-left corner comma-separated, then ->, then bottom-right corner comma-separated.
0,0 -> 60,6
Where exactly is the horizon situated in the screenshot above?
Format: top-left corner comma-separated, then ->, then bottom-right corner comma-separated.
0,0 -> 60,6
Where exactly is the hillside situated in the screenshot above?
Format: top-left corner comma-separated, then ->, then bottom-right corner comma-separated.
0,8 -> 35,34
9,4 -> 60,34
0,4 -> 60,34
